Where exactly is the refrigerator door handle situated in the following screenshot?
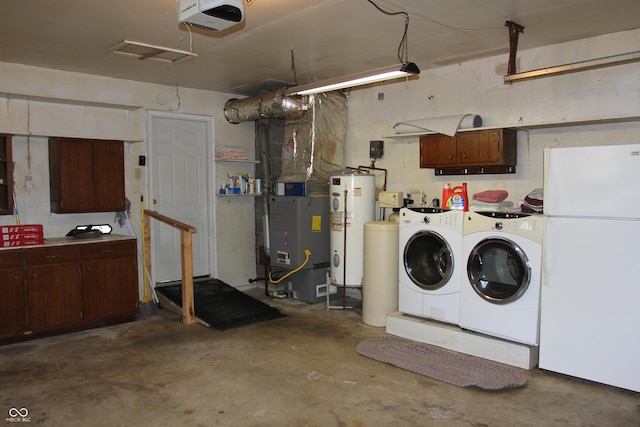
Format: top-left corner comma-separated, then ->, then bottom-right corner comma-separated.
542,222 -> 549,287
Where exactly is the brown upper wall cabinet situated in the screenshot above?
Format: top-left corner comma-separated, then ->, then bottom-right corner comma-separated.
419,128 -> 517,175
49,137 -> 126,213
0,134 -> 14,215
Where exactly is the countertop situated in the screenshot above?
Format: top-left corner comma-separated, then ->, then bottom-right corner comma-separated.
1,234 -> 136,251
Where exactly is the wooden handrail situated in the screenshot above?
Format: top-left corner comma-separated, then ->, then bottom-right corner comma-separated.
143,209 -> 197,325
144,210 -> 197,233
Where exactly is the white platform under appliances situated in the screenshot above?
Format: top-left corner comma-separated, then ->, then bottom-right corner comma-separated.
540,143 -> 640,392
398,207 -> 464,324
460,211 -> 544,345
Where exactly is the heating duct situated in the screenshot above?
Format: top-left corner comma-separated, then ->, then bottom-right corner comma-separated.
224,89 -> 347,256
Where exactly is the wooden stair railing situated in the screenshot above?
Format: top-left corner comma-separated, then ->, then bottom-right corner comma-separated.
143,209 -> 197,325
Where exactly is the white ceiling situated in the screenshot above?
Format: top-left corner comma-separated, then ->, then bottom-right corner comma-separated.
1,0 -> 639,97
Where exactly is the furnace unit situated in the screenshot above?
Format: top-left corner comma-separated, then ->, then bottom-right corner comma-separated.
269,193 -> 331,303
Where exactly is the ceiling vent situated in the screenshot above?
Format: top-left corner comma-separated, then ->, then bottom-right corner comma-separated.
107,40 -> 198,64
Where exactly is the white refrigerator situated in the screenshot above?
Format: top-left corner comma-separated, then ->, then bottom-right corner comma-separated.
540,143 -> 640,392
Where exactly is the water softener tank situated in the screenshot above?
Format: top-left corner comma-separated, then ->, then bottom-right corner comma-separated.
362,221 -> 399,327
329,171 -> 376,287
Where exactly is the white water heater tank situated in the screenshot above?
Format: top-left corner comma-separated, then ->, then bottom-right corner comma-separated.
330,171 -> 376,287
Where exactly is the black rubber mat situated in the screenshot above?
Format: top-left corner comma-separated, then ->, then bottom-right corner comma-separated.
156,278 -> 285,331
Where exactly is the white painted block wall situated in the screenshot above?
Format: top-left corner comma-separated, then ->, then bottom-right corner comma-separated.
0,28 -> 638,292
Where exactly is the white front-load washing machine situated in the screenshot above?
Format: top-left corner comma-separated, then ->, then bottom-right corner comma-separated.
398,207 -> 464,324
460,211 -> 544,345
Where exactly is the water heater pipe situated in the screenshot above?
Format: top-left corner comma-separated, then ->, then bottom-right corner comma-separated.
257,123 -> 271,257
342,189 -> 348,308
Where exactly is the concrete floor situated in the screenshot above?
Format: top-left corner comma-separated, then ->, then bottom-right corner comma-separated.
1,287 -> 638,427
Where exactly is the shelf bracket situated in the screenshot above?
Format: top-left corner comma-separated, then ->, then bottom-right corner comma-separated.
505,20 -> 525,77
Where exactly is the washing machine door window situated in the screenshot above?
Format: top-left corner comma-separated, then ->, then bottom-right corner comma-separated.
467,237 -> 531,304
404,230 -> 454,290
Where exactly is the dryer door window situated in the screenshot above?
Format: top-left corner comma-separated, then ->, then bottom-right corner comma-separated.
467,237 -> 531,304
404,230 -> 454,290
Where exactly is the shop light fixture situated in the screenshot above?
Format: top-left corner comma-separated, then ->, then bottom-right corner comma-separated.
284,62 -> 420,96
284,1 -> 420,96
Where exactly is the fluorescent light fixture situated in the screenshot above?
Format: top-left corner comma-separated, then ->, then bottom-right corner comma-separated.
504,51 -> 640,83
284,62 -> 420,96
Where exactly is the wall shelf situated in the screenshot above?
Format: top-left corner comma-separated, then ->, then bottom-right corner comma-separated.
215,159 -> 260,164
384,114 -> 640,140
216,153 -> 260,196
1,91 -> 143,111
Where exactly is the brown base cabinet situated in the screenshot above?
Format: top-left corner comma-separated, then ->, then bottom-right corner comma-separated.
0,236 -> 138,345
82,241 -> 138,321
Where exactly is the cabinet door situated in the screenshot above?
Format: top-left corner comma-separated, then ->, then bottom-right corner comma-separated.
82,240 -> 138,321
0,268 -> 27,337
49,138 -> 95,212
93,140 -> 125,211
27,263 -> 82,330
83,257 -> 138,321
456,130 -> 501,165
419,134 -> 457,167
49,138 -> 125,213
0,134 -> 14,215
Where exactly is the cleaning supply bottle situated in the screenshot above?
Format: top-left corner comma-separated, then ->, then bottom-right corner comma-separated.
445,183 -> 468,211
442,183 -> 452,208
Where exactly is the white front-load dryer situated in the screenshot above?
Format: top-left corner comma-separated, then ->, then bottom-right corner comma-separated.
460,211 -> 544,345
398,207 -> 464,324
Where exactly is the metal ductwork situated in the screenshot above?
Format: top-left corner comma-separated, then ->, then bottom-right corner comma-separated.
224,89 -> 347,191
224,87 -> 308,123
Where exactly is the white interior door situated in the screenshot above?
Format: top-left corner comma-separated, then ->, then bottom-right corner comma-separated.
149,112 -> 214,282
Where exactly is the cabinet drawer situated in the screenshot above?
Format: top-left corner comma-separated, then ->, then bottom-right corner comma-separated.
0,250 -> 25,269
26,246 -> 81,265
82,241 -> 136,260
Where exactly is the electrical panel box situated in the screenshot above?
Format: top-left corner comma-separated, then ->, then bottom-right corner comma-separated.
369,140 -> 384,159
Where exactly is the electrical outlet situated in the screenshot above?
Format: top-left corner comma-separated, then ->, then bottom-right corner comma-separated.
24,176 -> 33,190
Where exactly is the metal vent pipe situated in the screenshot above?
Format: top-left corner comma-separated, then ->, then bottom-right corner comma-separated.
224,87 -> 308,123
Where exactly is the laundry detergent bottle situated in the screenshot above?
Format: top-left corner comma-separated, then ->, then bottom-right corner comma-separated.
444,182 -> 468,211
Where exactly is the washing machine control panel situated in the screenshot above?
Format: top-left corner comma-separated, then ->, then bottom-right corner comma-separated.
492,219 -> 535,233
